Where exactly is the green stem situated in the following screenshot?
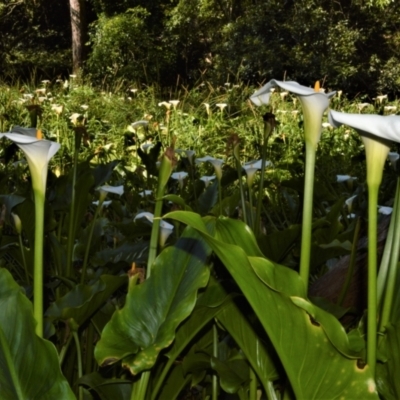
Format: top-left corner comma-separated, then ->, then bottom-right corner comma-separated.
190,166 -> 198,212
0,327 -> 24,400
337,217 -> 362,306
81,202 -> 102,284
378,179 -> 400,335
59,334 -> 73,365
18,233 -> 29,285
254,158 -> 267,236
218,179 -> 223,216
255,120 -> 272,236
72,331 -> 83,400
33,188 -> 45,337
249,368 -> 257,400
299,144 -> 317,292
248,185 -> 254,231
147,194 -> 162,279
66,146 -> 79,277
84,322 -> 95,375
131,371 -> 150,400
367,183 -> 379,377
212,323 -> 218,400
147,154 -> 171,278
377,178 -> 400,307
235,158 -> 248,225
265,381 -> 278,400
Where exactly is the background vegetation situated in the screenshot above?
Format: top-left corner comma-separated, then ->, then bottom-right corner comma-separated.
0,0 -> 399,95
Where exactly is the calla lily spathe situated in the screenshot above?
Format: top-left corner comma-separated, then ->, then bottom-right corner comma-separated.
251,80 -> 335,290
328,110 -> 398,186
250,80 -> 336,147
328,109 -> 400,375
0,131 -> 60,192
0,128 -> 60,337
96,185 -> 124,203
329,110 -> 400,144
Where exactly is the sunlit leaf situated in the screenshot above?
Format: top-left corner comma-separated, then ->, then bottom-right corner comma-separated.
45,275 -> 127,326
95,226 -> 211,375
166,211 -> 379,399
0,268 -> 75,399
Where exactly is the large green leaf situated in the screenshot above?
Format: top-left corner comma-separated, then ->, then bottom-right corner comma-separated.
217,299 -> 279,394
210,348 -> 249,395
257,224 -> 301,263
45,274 -> 127,327
198,179 -> 218,215
156,363 -> 191,400
95,226 -> 211,375
376,323 -> 400,399
150,276 -> 232,399
92,241 -> 149,267
0,268 -> 75,400
166,212 -> 379,399
78,373 -> 131,400
67,170 -> 95,244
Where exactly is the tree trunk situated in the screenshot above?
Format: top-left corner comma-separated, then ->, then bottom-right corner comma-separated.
69,0 -> 87,73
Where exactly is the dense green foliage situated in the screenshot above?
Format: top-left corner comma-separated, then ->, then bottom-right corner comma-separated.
0,0 -> 400,95
0,73 -> 400,398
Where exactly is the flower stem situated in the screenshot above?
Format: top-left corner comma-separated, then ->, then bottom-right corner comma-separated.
249,368 -> 257,400
18,233 -> 29,285
235,158 -> 248,225
147,194 -> 162,278
72,331 -> 83,400
367,183 -> 379,377
81,202 -> 102,284
255,116 -> 274,236
378,178 -> 400,335
212,323 -> 218,400
299,144 -> 317,292
147,153 -> 172,278
248,185 -> 254,230
66,145 -> 79,277
337,217 -> 362,306
218,179 -> 223,216
33,188 -> 45,338
377,178 -> 400,307
131,371 -> 150,400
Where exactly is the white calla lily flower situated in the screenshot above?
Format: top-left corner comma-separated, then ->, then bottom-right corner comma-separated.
139,190 -> 153,197
131,120 -> 149,130
196,156 -> 224,181
171,171 -> 189,189
216,103 -> 228,112
0,128 -> 60,337
176,149 -> 195,165
169,100 -> 180,109
329,110 -> 400,144
1,130 -> 60,192
158,101 -> 171,109
328,109 -> 400,374
96,185 -> 124,202
250,80 -> 335,147
378,206 -> 393,215
93,200 -> 112,208
97,185 -> 124,196
251,80 -> 335,290
345,195 -> 358,213
134,212 -> 174,247
243,159 -> 273,187
337,175 -> 358,183
375,95 -> 387,104
200,175 -> 216,188
328,110 -> 399,186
